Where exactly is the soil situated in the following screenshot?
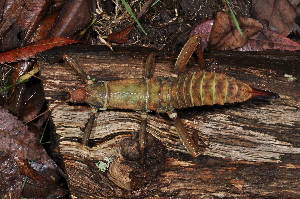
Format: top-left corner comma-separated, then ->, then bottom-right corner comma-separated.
96,0 -> 226,49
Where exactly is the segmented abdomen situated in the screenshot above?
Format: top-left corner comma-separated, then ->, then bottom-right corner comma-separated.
147,71 -> 253,111
81,71 -> 255,112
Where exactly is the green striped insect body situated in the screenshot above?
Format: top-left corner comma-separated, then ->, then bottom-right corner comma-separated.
65,36 -> 278,158
68,68 -> 277,158
69,71 -> 273,112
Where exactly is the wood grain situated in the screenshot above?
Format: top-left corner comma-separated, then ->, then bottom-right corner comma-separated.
39,45 -> 300,198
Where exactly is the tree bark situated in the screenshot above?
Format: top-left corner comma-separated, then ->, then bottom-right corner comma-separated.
39,44 -> 300,198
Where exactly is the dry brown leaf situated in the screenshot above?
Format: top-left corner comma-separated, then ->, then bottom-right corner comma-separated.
0,0 -> 51,50
0,108 -> 66,198
107,24 -> 135,44
208,12 -> 263,50
48,0 -> 95,38
238,29 -> 300,51
191,18 -> 300,51
252,0 -> 296,36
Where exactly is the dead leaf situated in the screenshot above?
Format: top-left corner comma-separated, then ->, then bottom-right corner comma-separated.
0,0 -> 52,51
208,12 -> 263,50
107,24 -> 135,44
48,0 -> 95,38
0,108 -> 66,198
17,78 -> 46,122
237,29 -> 300,51
17,0 -> 51,43
28,9 -> 61,43
0,155 -> 23,198
0,37 -> 80,63
252,0 -> 296,36
191,18 -> 300,51
0,1 -> 93,52
6,61 -> 39,117
0,0 -> 27,51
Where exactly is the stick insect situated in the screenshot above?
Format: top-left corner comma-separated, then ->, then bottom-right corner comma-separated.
57,35 -> 279,159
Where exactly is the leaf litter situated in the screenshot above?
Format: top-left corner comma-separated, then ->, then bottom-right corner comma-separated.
0,108 -> 66,198
190,12 -> 300,51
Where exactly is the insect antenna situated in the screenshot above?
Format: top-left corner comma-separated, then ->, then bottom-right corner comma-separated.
21,102 -> 63,126
30,73 -> 64,90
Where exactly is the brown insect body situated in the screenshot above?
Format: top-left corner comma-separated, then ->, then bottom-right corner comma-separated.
64,36 -> 278,158
69,70 -> 275,112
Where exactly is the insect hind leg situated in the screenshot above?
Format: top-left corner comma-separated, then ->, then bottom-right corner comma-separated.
174,35 -> 205,73
167,110 -> 201,157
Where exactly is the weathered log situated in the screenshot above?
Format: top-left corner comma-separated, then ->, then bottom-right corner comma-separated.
39,45 -> 300,198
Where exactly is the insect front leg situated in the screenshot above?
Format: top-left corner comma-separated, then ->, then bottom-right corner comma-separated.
82,108 -> 97,146
62,54 -> 95,85
62,55 -> 97,146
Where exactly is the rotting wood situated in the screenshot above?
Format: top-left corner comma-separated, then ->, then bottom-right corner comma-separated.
39,45 -> 300,198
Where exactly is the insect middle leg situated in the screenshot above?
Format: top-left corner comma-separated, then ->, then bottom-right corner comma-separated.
137,53 -> 156,163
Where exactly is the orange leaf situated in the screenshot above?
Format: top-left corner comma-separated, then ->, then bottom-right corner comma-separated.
107,24 -> 134,44
0,37 -> 81,63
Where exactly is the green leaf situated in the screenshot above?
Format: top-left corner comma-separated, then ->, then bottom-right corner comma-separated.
121,0 -> 147,35
152,0 -> 161,6
226,0 -> 244,37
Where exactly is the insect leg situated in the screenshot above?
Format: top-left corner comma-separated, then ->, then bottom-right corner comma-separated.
61,55 -> 98,145
138,112 -> 148,164
62,54 -> 94,85
175,35 -> 199,73
82,108 -> 97,146
144,52 -> 156,79
174,35 -> 202,73
195,41 -> 205,70
167,110 -> 200,157
135,53 -> 156,163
